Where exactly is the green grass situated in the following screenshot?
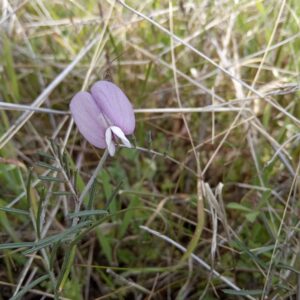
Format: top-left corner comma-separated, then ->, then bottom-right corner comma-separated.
0,0 -> 300,299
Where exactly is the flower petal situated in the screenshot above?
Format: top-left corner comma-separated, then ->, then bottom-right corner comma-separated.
110,126 -> 132,148
90,81 -> 135,135
105,127 -> 116,156
70,91 -> 107,148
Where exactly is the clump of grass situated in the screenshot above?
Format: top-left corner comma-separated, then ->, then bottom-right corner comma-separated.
0,0 -> 300,299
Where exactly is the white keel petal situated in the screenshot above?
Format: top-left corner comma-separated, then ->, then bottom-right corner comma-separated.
105,128 -> 116,156
110,126 -> 132,148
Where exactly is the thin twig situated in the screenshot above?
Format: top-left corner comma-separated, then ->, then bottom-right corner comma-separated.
0,102 -> 250,114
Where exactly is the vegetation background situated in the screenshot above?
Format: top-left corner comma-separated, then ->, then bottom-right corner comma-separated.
0,0 -> 300,299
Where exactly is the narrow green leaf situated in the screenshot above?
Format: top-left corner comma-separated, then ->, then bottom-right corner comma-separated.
68,210 -> 108,218
0,200 -> 19,242
96,229 -> 113,263
222,289 -> 262,296
37,151 -> 55,161
87,180 -> 97,211
23,221 -> 92,255
10,275 -> 49,300
105,180 -> 123,210
56,245 -> 77,291
0,242 -> 33,250
50,242 -> 60,269
251,244 -> 276,255
38,175 -> 64,182
277,263 -> 300,274
26,168 -> 33,209
0,206 -> 29,216
35,161 -> 60,172
119,195 -> 140,238
63,152 -> 71,179
100,171 -> 113,210
36,193 -> 44,240
2,34 -> 20,102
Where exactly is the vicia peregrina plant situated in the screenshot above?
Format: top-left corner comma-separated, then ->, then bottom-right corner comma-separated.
70,81 -> 135,156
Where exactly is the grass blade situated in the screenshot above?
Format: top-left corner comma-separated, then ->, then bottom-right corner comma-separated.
10,275 -> 49,300
0,207 -> 29,216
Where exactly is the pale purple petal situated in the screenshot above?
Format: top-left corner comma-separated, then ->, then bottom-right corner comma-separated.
70,91 -> 107,148
90,81 -> 135,135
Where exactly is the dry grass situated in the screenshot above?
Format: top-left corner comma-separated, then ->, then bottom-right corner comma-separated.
0,0 -> 300,299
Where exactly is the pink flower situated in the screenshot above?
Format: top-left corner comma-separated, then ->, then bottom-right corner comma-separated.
70,81 -> 135,156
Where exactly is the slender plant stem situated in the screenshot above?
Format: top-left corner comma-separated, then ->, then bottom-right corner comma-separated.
72,149 -> 109,226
